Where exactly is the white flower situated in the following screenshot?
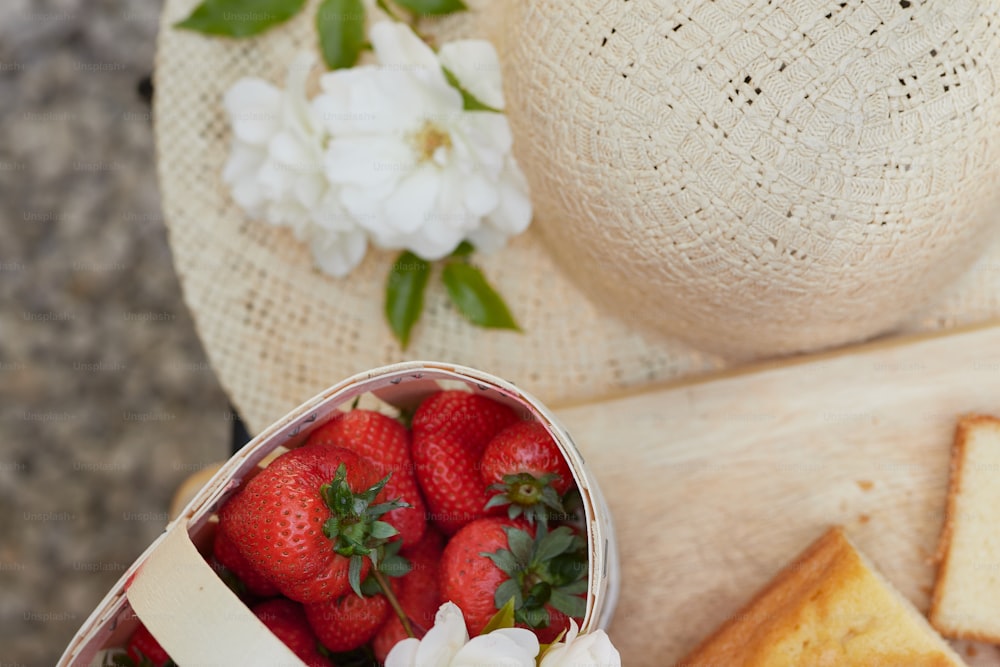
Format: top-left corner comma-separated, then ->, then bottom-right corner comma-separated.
386,602 -> 539,667
539,620 -> 621,667
222,54 -> 368,277
314,22 -> 532,261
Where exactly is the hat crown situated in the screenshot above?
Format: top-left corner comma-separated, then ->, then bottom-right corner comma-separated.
501,0 -> 1000,357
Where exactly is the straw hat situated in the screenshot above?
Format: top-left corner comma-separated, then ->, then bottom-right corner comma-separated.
155,0 -> 1000,433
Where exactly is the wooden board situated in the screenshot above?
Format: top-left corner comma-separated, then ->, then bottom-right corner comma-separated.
555,323 -> 1000,666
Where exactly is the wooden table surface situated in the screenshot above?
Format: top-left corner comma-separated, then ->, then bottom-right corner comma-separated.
556,323 -> 1000,666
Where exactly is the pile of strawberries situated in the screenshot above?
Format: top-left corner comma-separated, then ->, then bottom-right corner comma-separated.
121,391 -> 589,667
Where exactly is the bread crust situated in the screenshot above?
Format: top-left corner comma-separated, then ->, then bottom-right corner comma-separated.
929,414 -> 1000,643
676,527 -> 844,667
677,526 -> 963,667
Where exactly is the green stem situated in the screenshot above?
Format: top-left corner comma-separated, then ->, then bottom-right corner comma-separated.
376,0 -> 405,22
372,567 -> 415,638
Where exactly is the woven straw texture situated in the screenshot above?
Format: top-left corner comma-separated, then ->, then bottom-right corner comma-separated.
155,0 -> 1000,433
503,0 -> 1000,357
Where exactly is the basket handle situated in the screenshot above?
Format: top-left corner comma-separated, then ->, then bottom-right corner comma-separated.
127,520 -> 307,666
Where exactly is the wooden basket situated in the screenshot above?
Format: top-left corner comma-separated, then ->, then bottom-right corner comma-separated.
58,361 -> 619,666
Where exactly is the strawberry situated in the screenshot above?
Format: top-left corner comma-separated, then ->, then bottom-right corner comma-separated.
440,517 -> 588,643
123,623 -> 175,667
411,392 -> 519,534
306,410 -> 426,547
304,590 -> 389,652
412,391 -> 521,444
218,444 -> 408,603
252,599 -> 333,667
373,529 -> 445,662
481,421 -> 575,524
212,525 -> 280,598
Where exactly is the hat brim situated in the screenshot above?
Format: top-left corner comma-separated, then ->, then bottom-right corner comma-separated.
155,0 -> 1000,433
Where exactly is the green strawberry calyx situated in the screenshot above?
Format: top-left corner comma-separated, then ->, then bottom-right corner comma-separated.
319,464 -> 411,597
481,524 -> 588,630
485,472 -> 566,525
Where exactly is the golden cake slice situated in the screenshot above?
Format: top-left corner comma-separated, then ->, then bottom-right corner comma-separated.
678,527 -> 966,667
930,415 -> 1000,643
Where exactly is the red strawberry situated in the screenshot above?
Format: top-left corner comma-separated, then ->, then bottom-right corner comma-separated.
305,591 -> 389,652
252,599 -> 333,667
218,444 -> 406,603
212,526 -> 280,598
440,517 -> 588,643
307,410 -> 426,547
373,530 -> 445,662
411,392 -> 519,534
480,421 -> 575,524
125,623 -> 174,667
412,391 -> 520,444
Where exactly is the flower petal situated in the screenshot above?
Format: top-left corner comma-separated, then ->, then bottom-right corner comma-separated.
385,637 -> 420,667
385,164 -> 442,234
308,226 -> 368,278
452,628 -> 539,666
413,603 -> 469,666
257,159 -> 294,198
487,158 -> 533,234
222,142 -> 265,186
462,172 -> 500,218
438,39 -> 506,110
229,175 -> 266,216
400,223 -> 465,261
455,113 -> 513,172
371,21 -> 441,75
295,173 -> 325,211
325,136 -> 413,188
466,222 -> 508,254
224,78 -> 282,145
282,52 -> 320,134
316,67 -> 420,135
269,131 -> 318,172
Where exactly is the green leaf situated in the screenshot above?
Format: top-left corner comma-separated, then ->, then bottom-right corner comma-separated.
316,0 -> 366,70
175,0 -> 306,37
481,548 -> 520,577
484,493 -> 510,511
450,241 -> 476,258
393,0 -> 467,17
482,595 -> 517,634
379,548 -> 412,578
359,473 -> 394,507
549,589 -> 587,619
441,67 -> 502,112
360,574 -> 383,597
493,579 -> 522,617
348,554 -> 364,597
558,579 -> 590,595
541,486 -> 565,512
524,581 -> 552,608
385,251 -> 431,349
442,262 -> 520,331
365,500 -> 410,517
518,606 -> 549,629
370,521 -> 399,540
504,527 -> 533,565
533,526 -> 576,564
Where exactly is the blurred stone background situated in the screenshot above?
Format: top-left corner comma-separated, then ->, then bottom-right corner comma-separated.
0,0 -> 232,664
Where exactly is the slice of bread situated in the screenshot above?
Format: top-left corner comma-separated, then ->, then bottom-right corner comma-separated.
677,527 -> 966,667
930,414 -> 1000,642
